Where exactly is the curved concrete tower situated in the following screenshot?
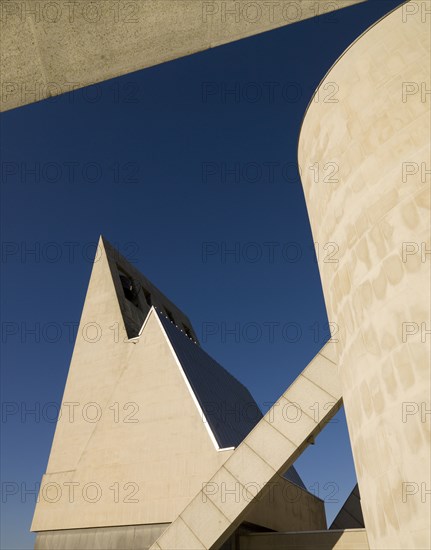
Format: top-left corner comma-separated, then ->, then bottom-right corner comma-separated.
298,2 -> 430,548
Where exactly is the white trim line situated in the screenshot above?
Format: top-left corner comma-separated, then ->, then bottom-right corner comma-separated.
138,306 -> 157,337
153,310 -> 234,453
125,307 -> 156,343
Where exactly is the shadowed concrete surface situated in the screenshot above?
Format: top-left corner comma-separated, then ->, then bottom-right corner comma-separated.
330,485 -> 364,529
239,528 -> 369,549
0,0 -> 365,111
34,524 -> 168,550
35,526 -> 370,550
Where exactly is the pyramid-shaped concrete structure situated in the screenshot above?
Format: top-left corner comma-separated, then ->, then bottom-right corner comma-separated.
32,237 -> 326,546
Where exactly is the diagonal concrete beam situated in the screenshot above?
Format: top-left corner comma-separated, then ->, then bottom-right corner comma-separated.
150,343 -> 342,549
0,0 -> 366,112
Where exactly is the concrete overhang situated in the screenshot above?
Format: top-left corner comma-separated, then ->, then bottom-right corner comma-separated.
0,0 -> 366,112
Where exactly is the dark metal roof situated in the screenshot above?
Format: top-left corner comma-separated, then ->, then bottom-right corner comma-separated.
157,309 -> 260,448
156,309 -> 305,489
102,237 -> 198,341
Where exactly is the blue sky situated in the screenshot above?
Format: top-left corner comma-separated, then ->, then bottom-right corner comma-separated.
1,1 -> 404,547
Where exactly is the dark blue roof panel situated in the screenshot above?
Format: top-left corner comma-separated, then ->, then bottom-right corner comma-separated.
157,309 -> 261,449
156,309 -> 305,490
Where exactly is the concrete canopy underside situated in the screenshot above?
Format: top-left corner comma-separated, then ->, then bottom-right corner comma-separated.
0,0 -> 365,111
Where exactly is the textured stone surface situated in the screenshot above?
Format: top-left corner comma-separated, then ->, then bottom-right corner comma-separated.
150,347 -> 342,549
298,2 -> 431,548
0,0 -> 365,111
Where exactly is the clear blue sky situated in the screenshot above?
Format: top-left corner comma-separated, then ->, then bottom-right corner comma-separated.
1,1 -> 403,547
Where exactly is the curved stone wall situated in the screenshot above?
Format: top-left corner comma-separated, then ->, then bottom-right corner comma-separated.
298,2 -> 430,548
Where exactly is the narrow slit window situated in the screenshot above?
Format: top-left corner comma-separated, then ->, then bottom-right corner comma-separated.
164,307 -> 175,324
183,324 -> 193,339
117,265 -> 141,306
143,288 -> 152,306
119,273 -> 135,302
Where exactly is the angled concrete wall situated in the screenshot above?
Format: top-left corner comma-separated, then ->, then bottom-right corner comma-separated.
0,0 -> 365,111
298,2 -> 431,548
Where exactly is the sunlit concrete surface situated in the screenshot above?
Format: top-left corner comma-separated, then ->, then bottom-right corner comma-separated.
30,238 -> 234,531
298,1 -> 431,548
0,0 -> 365,111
